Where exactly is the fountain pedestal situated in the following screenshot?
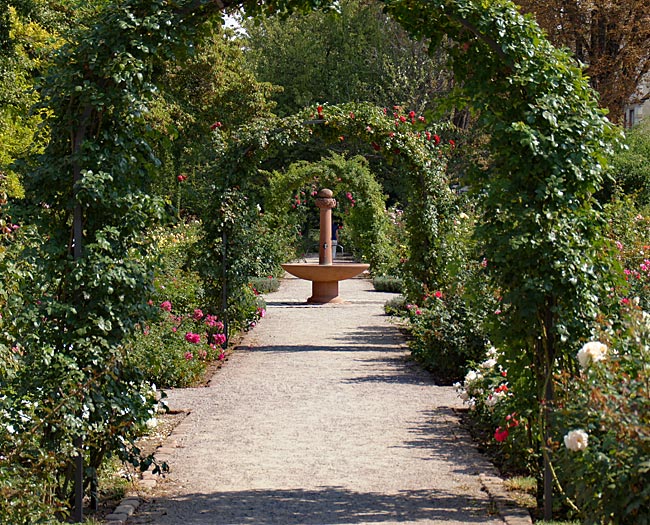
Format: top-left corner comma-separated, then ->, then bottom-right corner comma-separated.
281,188 -> 369,304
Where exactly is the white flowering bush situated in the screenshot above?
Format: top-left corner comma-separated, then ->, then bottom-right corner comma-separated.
454,346 -> 539,473
555,308 -> 650,524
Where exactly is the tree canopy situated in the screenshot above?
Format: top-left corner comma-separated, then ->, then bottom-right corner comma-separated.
244,0 -> 450,116
515,0 -> 650,122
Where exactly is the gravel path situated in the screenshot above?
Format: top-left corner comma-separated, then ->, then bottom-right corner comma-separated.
129,271 -> 517,525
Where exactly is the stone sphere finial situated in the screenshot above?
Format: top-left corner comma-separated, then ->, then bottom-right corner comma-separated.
318,188 -> 333,198
315,188 -> 336,209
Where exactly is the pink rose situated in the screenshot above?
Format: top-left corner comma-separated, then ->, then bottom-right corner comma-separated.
185,332 -> 201,344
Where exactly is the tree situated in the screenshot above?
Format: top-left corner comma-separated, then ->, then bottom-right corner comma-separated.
243,0 -> 450,116
145,26 -> 281,215
515,0 -> 650,123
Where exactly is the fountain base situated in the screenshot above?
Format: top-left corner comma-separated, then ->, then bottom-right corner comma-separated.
281,263 -> 370,304
308,280 -> 344,304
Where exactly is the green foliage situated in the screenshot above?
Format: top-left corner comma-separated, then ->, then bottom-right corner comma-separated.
386,0 -> 622,371
405,290 -> 490,384
394,201 -> 499,383
250,276 -> 281,294
608,119 -> 650,205
264,152 -> 395,272
372,275 -> 403,293
209,101 -> 454,283
386,0 -> 623,513
384,295 -> 406,316
197,187 -> 272,337
145,27 -> 281,217
149,222 -> 205,312
244,0 -> 449,117
604,198 -> 650,311
457,347 -> 540,476
0,0 -> 630,521
126,307 -> 225,388
555,308 -> 650,524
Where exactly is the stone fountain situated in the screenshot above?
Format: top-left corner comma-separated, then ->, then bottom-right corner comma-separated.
282,189 -> 369,303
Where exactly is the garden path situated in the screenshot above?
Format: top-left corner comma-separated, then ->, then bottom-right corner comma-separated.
128,263 -> 529,525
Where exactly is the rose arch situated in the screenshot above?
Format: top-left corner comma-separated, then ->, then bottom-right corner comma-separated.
201,101 -> 457,290
16,0 -> 620,518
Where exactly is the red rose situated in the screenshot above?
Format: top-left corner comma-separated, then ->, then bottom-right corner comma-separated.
494,427 -> 509,442
210,121 -> 222,130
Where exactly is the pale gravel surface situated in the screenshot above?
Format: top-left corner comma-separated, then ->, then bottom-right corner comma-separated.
130,269 -> 509,525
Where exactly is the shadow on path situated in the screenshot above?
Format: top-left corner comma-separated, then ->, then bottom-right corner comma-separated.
140,486 -> 494,525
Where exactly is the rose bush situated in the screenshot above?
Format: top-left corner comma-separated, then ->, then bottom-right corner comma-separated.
554,307 -> 650,524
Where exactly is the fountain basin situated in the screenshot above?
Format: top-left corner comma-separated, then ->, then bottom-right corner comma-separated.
282,263 -> 369,303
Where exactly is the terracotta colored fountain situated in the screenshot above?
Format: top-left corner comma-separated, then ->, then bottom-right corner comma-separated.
282,189 -> 369,303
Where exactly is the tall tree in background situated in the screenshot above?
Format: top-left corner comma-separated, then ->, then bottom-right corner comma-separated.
515,0 -> 650,122
243,0 -> 450,116
146,27 -> 280,213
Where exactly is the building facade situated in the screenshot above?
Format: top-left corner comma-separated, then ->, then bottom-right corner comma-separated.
625,77 -> 650,128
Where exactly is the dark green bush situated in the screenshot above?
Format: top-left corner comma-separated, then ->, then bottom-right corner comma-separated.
406,291 -> 489,384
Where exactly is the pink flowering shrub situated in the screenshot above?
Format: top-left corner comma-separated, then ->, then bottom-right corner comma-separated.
127,301 -> 229,387
605,199 -> 650,310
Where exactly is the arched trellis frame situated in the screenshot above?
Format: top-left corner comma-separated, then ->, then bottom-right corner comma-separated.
384,0 -> 622,517
8,0 -> 621,520
199,101 -> 458,315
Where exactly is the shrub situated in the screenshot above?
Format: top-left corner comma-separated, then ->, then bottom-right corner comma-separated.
384,295 -> 407,316
227,284 -> 267,334
126,305 -> 227,388
607,119 -> 650,205
249,276 -> 281,294
372,275 -> 403,293
405,290 -> 489,384
455,347 -> 540,476
149,222 -> 205,312
605,198 -> 650,311
554,307 -> 650,525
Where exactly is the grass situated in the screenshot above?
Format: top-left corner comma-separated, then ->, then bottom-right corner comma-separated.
503,475 -> 537,511
504,475 -> 537,493
535,521 -> 580,525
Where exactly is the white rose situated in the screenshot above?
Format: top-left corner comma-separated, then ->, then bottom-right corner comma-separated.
480,358 -> 497,369
577,342 -> 608,368
564,429 -> 589,452
465,370 -> 478,383
145,417 -> 158,429
485,394 -> 498,408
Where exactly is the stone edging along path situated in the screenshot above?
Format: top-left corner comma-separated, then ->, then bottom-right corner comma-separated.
106,273 -> 532,525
